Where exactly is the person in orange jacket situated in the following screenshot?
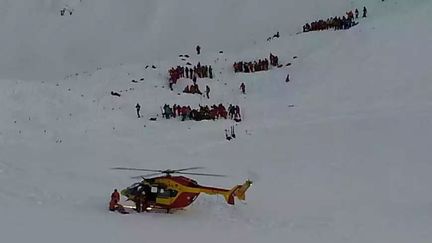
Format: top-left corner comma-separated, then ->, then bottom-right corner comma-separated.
109,189 -> 121,211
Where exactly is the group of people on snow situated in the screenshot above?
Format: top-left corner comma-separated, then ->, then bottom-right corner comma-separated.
269,53 -> 279,67
183,84 -> 211,98
234,59 -> 269,73
162,104 -> 241,122
183,83 -> 203,95
60,8 -> 72,16
303,7 -> 367,32
233,53 -> 279,73
168,63 -> 214,89
168,63 -> 213,82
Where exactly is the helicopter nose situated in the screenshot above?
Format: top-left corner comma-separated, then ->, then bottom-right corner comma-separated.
120,189 -> 129,197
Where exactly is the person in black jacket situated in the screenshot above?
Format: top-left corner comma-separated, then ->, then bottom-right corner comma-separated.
136,103 -> 141,118
205,85 -> 210,99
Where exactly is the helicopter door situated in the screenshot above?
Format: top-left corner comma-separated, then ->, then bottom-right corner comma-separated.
147,186 -> 158,202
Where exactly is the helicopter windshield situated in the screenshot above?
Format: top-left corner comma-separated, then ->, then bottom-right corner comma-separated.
126,183 -> 149,196
128,183 -> 142,190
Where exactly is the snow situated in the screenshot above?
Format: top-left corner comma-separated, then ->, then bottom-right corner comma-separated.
1,0 -> 432,242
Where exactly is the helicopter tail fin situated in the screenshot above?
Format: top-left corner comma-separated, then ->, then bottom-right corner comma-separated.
224,180 -> 253,205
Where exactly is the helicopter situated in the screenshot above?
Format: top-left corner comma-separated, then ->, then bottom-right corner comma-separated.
111,167 -> 252,213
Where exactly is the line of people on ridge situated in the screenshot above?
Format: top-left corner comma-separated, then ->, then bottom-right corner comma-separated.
162,104 -> 241,122
168,63 -> 214,86
233,53 -> 279,73
303,7 -> 367,32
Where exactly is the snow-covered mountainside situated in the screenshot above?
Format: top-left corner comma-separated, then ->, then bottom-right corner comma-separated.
1,0 -> 432,242
0,0 -> 352,81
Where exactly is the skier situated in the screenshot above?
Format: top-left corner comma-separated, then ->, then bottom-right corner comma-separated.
355,9 -> 359,19
196,45 -> 201,55
285,73 -> 290,83
205,85 -> 210,99
240,82 -> 246,94
363,6 -> 367,18
136,103 -> 141,118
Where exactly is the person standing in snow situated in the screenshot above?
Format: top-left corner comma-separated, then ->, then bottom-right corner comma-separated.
347,11 -> 354,21
205,85 -> 210,99
240,82 -> 246,94
363,6 -> 367,18
209,66 -> 213,79
355,9 -> 359,19
196,45 -> 201,55
285,73 -> 290,83
136,103 -> 141,118
109,189 -> 120,211
169,80 -> 174,91
235,105 -> 241,121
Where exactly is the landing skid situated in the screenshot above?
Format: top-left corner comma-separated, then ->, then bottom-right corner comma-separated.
117,204 -> 177,214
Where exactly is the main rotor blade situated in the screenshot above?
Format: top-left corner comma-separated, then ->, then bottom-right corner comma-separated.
173,166 -> 206,172
131,172 -> 163,179
111,167 -> 162,173
176,172 -> 227,177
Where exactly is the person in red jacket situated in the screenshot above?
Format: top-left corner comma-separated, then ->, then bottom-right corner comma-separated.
109,189 -> 120,211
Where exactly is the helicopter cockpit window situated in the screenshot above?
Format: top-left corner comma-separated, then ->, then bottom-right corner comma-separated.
158,189 -> 178,198
151,187 -> 158,193
169,189 -> 178,197
127,183 -> 140,194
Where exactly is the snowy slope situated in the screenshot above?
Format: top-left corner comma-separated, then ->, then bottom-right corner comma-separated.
1,0 -> 432,243
0,0 -> 351,81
